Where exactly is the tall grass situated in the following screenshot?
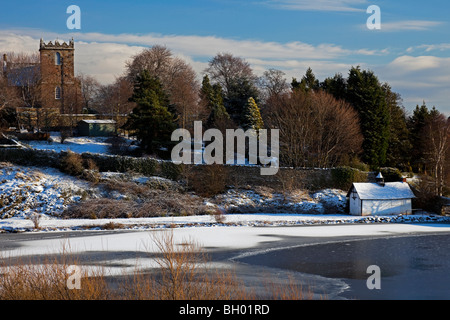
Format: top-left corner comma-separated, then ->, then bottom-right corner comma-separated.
0,252 -> 110,300
0,231 -> 317,300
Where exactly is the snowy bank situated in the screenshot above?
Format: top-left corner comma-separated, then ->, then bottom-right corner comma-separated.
1,212 -> 449,234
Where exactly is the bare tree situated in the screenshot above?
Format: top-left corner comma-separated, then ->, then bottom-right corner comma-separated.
60,82 -> 83,136
423,113 -> 450,196
266,90 -> 363,168
205,52 -> 257,97
166,57 -> 202,131
258,68 -> 289,102
77,72 -> 101,112
0,76 -> 18,110
125,45 -> 172,83
1,52 -> 42,131
5,52 -> 41,109
0,76 -> 19,130
97,76 -> 136,129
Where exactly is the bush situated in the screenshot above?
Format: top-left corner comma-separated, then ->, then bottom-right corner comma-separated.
138,158 -> 158,176
60,151 -> 84,176
106,136 -> 131,156
379,167 -> 403,182
331,166 -> 367,190
188,165 -> 228,197
160,161 -> 183,180
82,159 -> 100,184
62,186 -> 208,219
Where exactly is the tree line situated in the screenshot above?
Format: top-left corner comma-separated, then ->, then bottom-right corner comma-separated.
1,45 -> 449,196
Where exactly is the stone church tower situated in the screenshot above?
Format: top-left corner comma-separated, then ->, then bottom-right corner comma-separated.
39,38 -> 80,113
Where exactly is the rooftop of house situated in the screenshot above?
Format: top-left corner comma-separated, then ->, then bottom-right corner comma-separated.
348,181 -> 416,200
80,120 -> 116,124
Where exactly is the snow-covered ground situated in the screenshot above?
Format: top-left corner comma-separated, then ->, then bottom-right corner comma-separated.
0,163 -> 95,220
25,133 -> 113,154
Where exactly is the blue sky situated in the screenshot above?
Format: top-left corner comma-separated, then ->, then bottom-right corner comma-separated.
1,0 -> 449,114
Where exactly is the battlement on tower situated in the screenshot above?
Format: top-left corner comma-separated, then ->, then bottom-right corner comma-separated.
39,38 -> 74,50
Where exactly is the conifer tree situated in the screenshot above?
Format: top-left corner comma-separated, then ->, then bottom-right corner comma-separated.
382,83 -> 412,171
200,75 -> 230,127
346,66 -> 390,167
241,97 -> 264,131
225,78 -> 260,126
124,70 -> 176,154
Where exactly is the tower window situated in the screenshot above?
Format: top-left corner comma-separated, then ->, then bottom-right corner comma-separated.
55,52 -> 61,65
55,86 -> 61,100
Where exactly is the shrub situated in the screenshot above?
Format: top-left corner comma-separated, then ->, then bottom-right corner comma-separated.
106,136 -> 131,156
160,161 -> 183,180
139,158 -> 158,176
60,151 -> 84,176
379,167 -> 403,182
331,166 -> 367,190
188,165 -> 228,197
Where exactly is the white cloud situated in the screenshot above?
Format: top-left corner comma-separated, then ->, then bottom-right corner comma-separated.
407,43 -> 450,53
376,55 -> 450,114
379,20 -> 444,32
75,41 -> 143,83
261,0 -> 367,12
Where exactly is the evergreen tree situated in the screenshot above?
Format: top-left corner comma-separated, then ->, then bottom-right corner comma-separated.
291,77 -> 301,91
292,68 -> 320,93
124,70 -> 176,154
300,67 -> 320,92
200,74 -> 214,105
209,85 -> 230,125
200,75 -> 230,127
225,77 -> 260,126
346,66 -> 390,167
321,73 -> 347,101
382,83 -> 412,171
241,97 -> 264,131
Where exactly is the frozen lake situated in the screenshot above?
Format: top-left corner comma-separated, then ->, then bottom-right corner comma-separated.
1,222 -> 450,300
237,226 -> 450,300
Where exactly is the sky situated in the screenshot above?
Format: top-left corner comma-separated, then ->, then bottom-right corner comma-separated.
1,0 -> 449,115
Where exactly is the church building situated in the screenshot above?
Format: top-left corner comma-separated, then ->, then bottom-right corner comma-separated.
39,38 -> 79,113
2,38 -> 81,114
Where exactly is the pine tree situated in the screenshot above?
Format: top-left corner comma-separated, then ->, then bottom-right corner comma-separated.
346,66 -> 390,167
291,77 -> 301,91
321,73 -> 347,101
225,77 -> 260,126
382,83 -> 412,171
292,68 -> 320,93
200,75 -> 230,128
124,70 -> 176,154
407,102 -> 434,172
208,85 -> 230,126
300,67 -> 320,92
241,97 -> 264,131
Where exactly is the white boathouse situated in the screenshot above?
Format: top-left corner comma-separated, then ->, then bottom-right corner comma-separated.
347,173 -> 416,216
